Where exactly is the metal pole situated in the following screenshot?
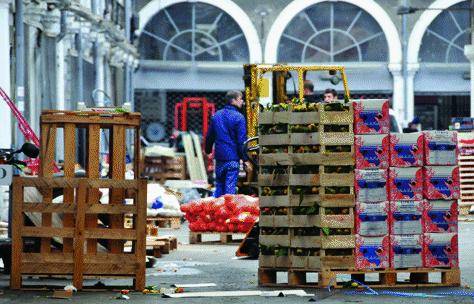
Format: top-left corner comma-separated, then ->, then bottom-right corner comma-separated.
124,0 -> 132,105
15,0 -> 25,148
76,32 -> 83,104
402,0 -> 408,123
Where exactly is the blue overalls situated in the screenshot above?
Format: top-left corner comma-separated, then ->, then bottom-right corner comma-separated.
205,105 -> 247,197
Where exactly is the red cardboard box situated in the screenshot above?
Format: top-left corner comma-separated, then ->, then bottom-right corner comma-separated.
423,233 -> 458,268
390,234 -> 424,268
388,167 -> 423,201
353,99 -> 390,135
356,201 -> 390,236
423,131 -> 458,166
423,200 -> 458,233
355,235 -> 390,270
423,166 -> 460,200
389,200 -> 425,235
355,134 -> 390,169
355,169 -> 388,202
390,132 -> 424,167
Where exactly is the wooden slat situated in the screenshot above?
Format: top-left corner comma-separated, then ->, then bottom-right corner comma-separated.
21,263 -> 73,274
73,183 -> 87,289
84,229 -> 136,240
22,253 -> 138,265
21,227 -> 74,238
86,124 -> 101,254
134,126 -> 141,178
63,123 -> 76,253
16,177 -> 139,189
22,203 -> 76,213
87,204 -> 137,214
40,123 -> 57,255
41,113 -> 141,127
134,179 -> 147,290
10,181 -> 23,289
110,125 -> 126,253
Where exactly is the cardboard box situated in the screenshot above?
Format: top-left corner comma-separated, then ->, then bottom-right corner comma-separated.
388,167 -> 423,201
355,134 -> 390,169
423,200 -> 458,233
353,99 -> 390,134
423,233 -> 458,268
389,200 -> 425,235
355,201 -> 389,236
423,131 -> 458,165
423,166 -> 460,200
355,169 -> 388,202
355,235 -> 390,270
390,132 -> 424,167
390,234 -> 423,268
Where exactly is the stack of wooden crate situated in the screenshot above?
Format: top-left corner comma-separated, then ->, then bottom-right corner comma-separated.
258,102 -> 355,286
10,110 -> 147,291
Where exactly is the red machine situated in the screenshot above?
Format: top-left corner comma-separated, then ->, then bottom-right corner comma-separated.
174,97 -> 216,172
174,97 -> 216,140
0,87 -> 59,174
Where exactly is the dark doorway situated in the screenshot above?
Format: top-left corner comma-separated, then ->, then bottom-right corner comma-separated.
415,95 -> 469,130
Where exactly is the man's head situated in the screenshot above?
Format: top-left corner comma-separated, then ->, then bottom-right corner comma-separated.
323,88 -> 337,103
304,80 -> 314,95
225,90 -> 243,108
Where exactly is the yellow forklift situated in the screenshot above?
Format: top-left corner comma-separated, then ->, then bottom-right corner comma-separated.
237,64 -> 352,258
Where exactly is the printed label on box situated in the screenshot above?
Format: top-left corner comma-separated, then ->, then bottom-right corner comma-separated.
423,233 -> 458,268
353,99 -> 390,134
355,169 -> 388,202
423,131 -> 458,165
390,132 -> 424,167
389,200 -> 425,235
388,167 -> 423,200
390,235 -> 423,268
423,200 -> 458,233
356,201 -> 389,236
355,134 -> 390,169
423,166 -> 460,200
356,235 -> 390,269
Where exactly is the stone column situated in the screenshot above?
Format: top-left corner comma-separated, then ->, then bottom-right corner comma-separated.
465,45 -> 474,117
388,63 -> 404,124
0,0 -> 12,148
405,63 -> 420,124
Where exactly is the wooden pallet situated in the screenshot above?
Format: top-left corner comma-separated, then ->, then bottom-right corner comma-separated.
145,236 -> 178,257
189,231 -> 245,244
11,177 -> 147,291
147,217 -> 181,229
258,267 -> 461,288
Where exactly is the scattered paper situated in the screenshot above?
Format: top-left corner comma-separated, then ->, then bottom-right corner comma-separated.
163,289 -> 314,298
172,283 -> 217,288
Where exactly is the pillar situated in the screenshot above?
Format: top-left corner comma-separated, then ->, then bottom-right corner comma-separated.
388,63 -> 404,123
0,0 -> 12,148
465,45 -> 474,117
405,63 -> 420,124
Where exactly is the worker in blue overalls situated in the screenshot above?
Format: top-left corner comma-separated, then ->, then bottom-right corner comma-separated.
205,90 -> 252,197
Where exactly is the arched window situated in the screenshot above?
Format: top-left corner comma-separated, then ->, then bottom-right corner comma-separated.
277,1 -> 389,63
139,2 -> 249,62
419,1 -> 470,63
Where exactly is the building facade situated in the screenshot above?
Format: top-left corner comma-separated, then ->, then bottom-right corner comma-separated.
0,0 -> 138,149
135,0 -> 473,139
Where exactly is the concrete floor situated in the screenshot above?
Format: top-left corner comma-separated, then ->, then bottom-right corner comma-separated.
1,222 -> 474,303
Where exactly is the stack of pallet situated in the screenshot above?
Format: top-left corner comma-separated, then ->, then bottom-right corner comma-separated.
457,132 -> 474,213
143,155 -> 187,182
258,101 -> 355,286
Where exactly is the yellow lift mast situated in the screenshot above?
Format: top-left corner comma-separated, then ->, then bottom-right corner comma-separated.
243,64 -> 351,138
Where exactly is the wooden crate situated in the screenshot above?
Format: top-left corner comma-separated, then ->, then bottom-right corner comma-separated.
258,267 -> 461,288
10,177 -> 147,290
143,156 -> 187,181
